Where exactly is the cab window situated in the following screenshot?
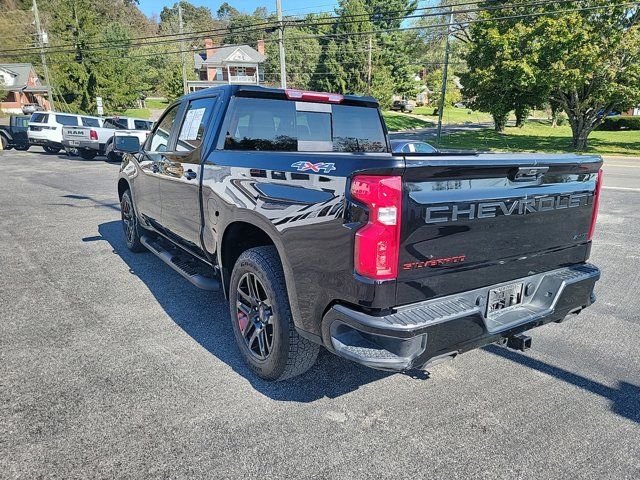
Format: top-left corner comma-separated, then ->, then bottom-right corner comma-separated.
176,97 -> 217,152
147,105 -> 179,152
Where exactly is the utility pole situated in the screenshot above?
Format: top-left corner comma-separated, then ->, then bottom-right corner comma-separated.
178,4 -> 188,95
436,9 -> 454,143
276,0 -> 287,89
32,0 -> 54,110
367,36 -> 372,94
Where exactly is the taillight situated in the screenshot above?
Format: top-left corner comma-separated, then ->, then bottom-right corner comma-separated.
587,169 -> 603,240
285,89 -> 344,104
350,175 -> 402,280
89,129 -> 98,141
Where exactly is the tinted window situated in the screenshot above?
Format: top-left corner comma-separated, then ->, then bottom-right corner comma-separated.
104,118 -> 128,129
15,117 -> 29,127
223,98 -> 387,153
224,98 -> 296,151
56,115 -> 78,126
332,105 -> 386,152
147,105 -> 179,152
134,120 -> 153,130
176,97 -> 217,152
103,119 -> 118,129
81,117 -> 100,127
30,113 -> 48,123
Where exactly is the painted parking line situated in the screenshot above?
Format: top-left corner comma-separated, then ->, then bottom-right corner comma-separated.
602,186 -> 640,192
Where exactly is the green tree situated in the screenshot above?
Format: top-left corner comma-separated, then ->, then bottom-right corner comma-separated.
461,10 -> 547,132
314,0 -> 372,96
535,2 -> 640,149
462,0 -> 640,148
265,26 -> 321,89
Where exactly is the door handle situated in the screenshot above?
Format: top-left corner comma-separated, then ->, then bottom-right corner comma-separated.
185,169 -> 197,180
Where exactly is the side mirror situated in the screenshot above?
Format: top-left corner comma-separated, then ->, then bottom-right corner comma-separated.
113,134 -> 141,154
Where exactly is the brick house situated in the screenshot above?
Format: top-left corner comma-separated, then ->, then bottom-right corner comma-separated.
188,39 -> 266,92
0,63 -> 51,114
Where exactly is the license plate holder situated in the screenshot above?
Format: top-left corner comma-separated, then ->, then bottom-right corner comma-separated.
69,140 -> 80,146
486,282 -> 524,318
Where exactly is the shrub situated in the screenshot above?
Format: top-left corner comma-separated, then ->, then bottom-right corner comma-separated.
598,116 -> 640,131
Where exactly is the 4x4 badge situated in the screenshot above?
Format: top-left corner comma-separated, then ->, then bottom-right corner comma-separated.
291,161 -> 336,173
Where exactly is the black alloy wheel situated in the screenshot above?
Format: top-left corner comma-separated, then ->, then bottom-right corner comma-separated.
236,272 -> 274,360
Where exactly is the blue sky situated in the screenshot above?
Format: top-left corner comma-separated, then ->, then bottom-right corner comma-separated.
138,0 -> 340,18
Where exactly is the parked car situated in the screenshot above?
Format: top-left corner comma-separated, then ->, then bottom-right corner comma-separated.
21,103 -> 43,115
63,116 -> 152,161
390,100 -> 414,113
0,115 -> 30,151
28,112 -> 103,154
116,85 -> 602,381
390,139 -> 438,153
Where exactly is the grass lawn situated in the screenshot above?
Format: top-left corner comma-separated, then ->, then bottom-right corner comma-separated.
120,108 -> 151,119
412,105 -> 495,124
382,111 -> 434,131
435,121 -> 640,156
145,98 -> 170,110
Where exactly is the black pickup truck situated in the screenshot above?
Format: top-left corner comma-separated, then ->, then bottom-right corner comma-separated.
115,85 -> 602,381
0,115 -> 30,151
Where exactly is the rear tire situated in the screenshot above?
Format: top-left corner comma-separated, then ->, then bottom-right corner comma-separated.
78,149 -> 97,160
105,142 -> 121,162
120,189 -> 146,253
43,146 -> 61,154
229,246 -> 319,381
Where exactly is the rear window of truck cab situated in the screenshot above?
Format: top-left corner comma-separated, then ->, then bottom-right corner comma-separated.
222,97 -> 387,153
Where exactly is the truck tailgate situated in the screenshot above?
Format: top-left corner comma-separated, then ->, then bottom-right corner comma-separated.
397,153 -> 602,306
62,126 -> 92,142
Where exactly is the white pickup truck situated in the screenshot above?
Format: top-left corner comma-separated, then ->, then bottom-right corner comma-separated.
62,116 -> 153,160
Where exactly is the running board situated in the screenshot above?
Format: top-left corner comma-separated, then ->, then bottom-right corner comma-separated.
140,234 -> 220,291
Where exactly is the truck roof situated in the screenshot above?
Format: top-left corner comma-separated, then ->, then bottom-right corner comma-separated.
182,84 -> 380,108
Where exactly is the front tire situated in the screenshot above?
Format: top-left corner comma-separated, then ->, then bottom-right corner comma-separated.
120,189 -> 146,253
229,246 -> 319,381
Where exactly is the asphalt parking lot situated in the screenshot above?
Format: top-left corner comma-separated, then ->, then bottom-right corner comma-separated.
1,149 -> 639,479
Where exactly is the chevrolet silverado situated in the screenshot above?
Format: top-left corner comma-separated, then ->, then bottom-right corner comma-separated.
115,85 -> 602,381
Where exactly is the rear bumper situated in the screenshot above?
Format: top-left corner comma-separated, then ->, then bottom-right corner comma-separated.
321,263 -> 600,371
62,139 -> 103,152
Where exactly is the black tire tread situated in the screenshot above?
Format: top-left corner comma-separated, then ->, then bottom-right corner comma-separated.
121,189 -> 146,253
233,246 -> 319,381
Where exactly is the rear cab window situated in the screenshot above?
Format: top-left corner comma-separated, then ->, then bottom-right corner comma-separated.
104,118 -> 128,130
222,97 -> 387,153
81,117 -> 101,127
134,120 -> 153,130
55,115 -> 79,127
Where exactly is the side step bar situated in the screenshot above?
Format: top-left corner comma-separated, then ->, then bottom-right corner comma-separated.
140,234 -> 220,291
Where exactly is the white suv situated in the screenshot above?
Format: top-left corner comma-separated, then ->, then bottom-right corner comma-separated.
28,112 -> 102,154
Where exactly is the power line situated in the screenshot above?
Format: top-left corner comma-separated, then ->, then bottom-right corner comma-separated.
0,0 -> 588,55
0,0 -> 634,61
